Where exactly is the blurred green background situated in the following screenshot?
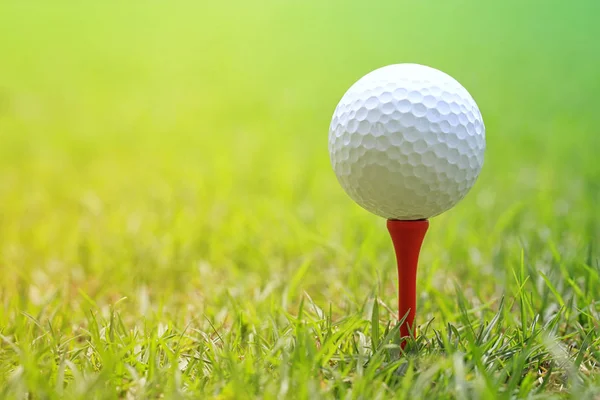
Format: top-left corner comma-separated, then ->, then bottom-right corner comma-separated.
0,0 -> 599,396
0,1 -> 600,322
1,0 -> 597,297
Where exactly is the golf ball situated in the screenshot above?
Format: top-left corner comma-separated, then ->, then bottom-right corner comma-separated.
329,64 -> 485,220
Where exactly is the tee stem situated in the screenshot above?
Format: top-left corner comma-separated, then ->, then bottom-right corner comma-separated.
386,219 -> 429,349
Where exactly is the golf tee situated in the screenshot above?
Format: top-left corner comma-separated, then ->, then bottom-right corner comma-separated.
386,219 -> 429,349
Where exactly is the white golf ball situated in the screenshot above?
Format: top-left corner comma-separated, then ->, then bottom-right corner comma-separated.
329,63 -> 485,220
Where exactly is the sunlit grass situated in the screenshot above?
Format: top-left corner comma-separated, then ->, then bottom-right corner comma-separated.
0,0 -> 598,398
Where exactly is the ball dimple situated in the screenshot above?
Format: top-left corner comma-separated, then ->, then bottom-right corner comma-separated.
400,113 -> 416,128
365,96 -> 379,110
437,101 -> 450,115
468,156 -> 479,169
376,136 -> 390,151
413,138 -> 427,153
423,130 -> 438,145
356,107 -> 368,121
412,103 -> 427,118
395,151 -> 408,165
421,150 -> 437,167
450,102 -> 461,114
362,134 -> 376,149
329,63 -> 485,220
408,90 -> 423,103
431,142 -> 447,157
447,113 -> 459,127
466,110 -> 477,123
393,87 -> 408,100
386,119 -> 401,134
349,132 -> 362,146
466,123 -> 476,136
367,108 -> 382,123
340,147 -> 350,161
407,152 -> 421,166
439,120 -> 451,133
476,134 -> 485,148
380,91 -> 393,103
414,117 -> 430,133
455,124 -> 467,140
347,119 -> 358,133
389,132 -> 404,146
381,101 -> 395,115
446,133 -> 460,148
426,108 -> 442,123
441,91 -> 453,100
342,132 -> 351,145
413,165 -> 428,179
458,154 -> 470,169
337,111 -> 347,125
357,120 -> 370,134
372,122 -> 385,137
423,95 -> 437,108
430,86 -> 442,96
403,126 -> 421,142
373,86 -> 385,96
476,151 -> 484,165
475,120 -> 484,135
446,147 -> 460,163
400,140 -> 415,155
397,99 -> 411,113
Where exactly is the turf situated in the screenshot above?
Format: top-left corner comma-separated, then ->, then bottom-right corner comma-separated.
0,1 -> 599,398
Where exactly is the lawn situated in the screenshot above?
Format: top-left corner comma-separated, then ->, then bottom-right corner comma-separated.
0,1 -> 599,398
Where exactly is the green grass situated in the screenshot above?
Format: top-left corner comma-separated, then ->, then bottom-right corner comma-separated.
0,1 -> 599,398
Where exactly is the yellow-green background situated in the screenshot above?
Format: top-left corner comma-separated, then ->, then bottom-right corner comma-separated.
0,1 -> 598,398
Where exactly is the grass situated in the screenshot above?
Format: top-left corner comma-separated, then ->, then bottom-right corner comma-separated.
0,0 -> 599,398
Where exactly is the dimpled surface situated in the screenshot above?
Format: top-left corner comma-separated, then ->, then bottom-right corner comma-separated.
329,64 -> 485,220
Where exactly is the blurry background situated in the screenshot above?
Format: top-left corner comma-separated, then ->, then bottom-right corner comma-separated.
0,0 -> 598,334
